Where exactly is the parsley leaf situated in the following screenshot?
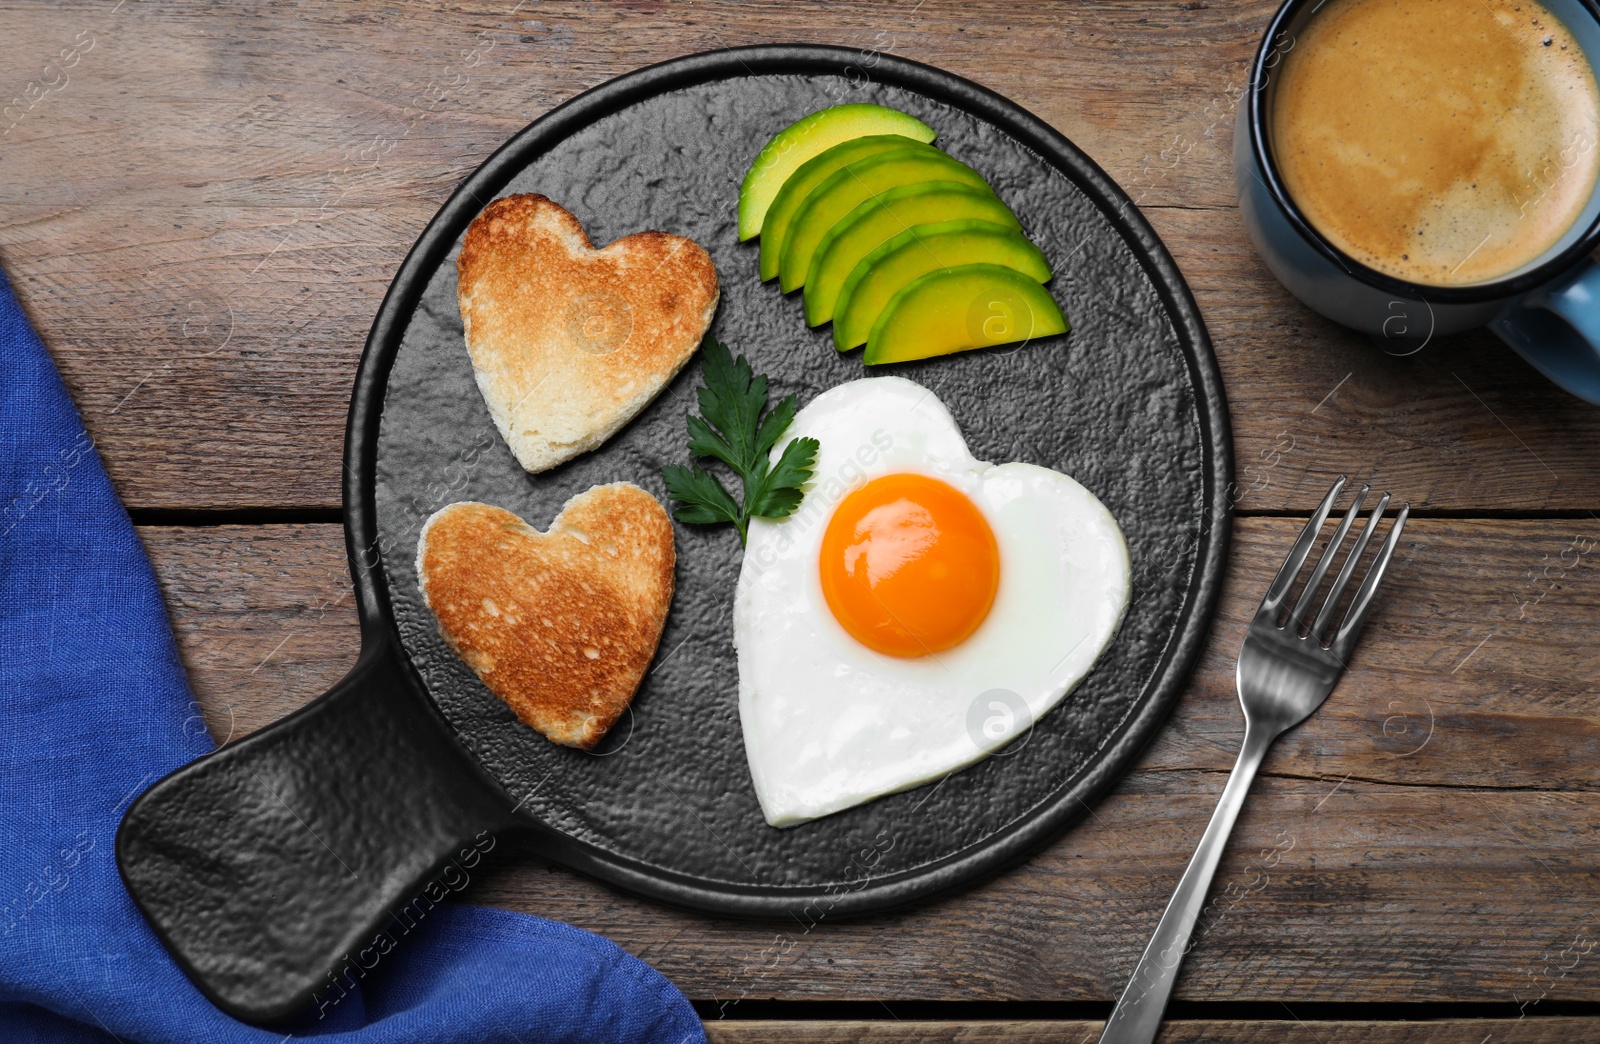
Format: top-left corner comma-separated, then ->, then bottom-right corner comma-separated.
747,435 -> 819,519
661,464 -> 741,526
662,337 -> 819,544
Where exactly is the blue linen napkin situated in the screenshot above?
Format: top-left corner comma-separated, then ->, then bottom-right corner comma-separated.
0,263 -> 706,1044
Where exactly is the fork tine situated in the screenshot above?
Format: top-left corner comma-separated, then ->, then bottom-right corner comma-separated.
1288,484 -> 1368,634
1329,502 -> 1410,659
1310,490 -> 1390,642
1257,476 -> 1347,623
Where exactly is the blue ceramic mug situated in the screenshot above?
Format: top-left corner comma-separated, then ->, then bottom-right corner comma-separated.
1236,0 -> 1600,404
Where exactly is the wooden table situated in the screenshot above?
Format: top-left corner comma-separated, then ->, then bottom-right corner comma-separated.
6,1 -> 1599,1040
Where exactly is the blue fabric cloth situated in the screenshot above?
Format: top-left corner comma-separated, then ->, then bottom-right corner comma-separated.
0,264 -> 705,1044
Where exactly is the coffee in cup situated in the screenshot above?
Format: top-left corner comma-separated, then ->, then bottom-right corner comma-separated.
1269,0 -> 1600,287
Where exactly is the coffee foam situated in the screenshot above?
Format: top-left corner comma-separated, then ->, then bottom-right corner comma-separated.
1270,0 -> 1600,287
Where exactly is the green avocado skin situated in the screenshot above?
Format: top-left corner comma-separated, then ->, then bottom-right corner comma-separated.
778,149 -> 992,292
820,214 -> 1051,341
758,135 -> 941,283
864,263 -> 1069,365
833,220 -> 1050,348
804,187 -> 1022,328
738,104 -> 935,241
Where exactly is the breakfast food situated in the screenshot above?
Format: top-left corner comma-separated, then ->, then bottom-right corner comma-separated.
804,183 -> 1021,326
759,136 -> 943,280
457,193 -> 719,473
734,377 -> 1130,826
1270,0 -> 1600,287
833,220 -> 1050,350
738,104 -> 936,240
865,264 -> 1067,364
417,485 -> 675,749
744,105 -> 1065,363
778,149 -> 999,290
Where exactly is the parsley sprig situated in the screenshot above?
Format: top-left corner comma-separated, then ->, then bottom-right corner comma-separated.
662,337 -> 819,545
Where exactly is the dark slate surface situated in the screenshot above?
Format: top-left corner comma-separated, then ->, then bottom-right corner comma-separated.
374,72 -> 1209,895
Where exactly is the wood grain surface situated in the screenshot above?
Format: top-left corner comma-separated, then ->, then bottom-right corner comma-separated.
4,0 -> 1600,512
142,517 -> 1600,1007
10,0 -> 1600,1038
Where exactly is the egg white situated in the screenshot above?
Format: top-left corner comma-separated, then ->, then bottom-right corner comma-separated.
734,376 -> 1132,827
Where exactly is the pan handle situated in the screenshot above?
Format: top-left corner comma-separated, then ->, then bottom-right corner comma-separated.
116,637 -> 520,1025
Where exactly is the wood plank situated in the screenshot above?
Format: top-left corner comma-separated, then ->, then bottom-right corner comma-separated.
5,0 -> 1600,511
702,1021 -> 1600,1043
1144,208 -> 1600,516
139,517 -> 1600,1003
145,522 -> 362,740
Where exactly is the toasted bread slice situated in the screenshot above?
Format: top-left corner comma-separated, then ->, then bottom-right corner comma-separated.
457,194 -> 719,473
416,484 -> 675,749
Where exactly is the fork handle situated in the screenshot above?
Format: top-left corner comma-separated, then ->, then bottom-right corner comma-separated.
1096,720 -> 1277,1044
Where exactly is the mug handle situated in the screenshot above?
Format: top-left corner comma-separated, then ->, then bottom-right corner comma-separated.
1489,257 -> 1600,405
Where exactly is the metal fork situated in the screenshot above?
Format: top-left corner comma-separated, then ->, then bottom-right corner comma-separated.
1097,476 -> 1410,1044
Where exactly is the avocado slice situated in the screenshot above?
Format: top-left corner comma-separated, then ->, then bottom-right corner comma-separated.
758,135 -> 941,282
864,263 -> 1068,365
778,149 -> 993,292
804,189 -> 1023,328
738,105 -> 935,242
833,220 -> 1050,349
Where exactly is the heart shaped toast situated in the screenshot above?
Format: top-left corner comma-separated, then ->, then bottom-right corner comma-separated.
457,193 -> 719,474
416,484 -> 675,749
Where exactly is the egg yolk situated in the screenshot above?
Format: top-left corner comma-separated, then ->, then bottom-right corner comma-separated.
818,473 -> 1000,657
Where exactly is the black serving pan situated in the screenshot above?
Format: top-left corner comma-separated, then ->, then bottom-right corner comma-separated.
116,44 -> 1232,1025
